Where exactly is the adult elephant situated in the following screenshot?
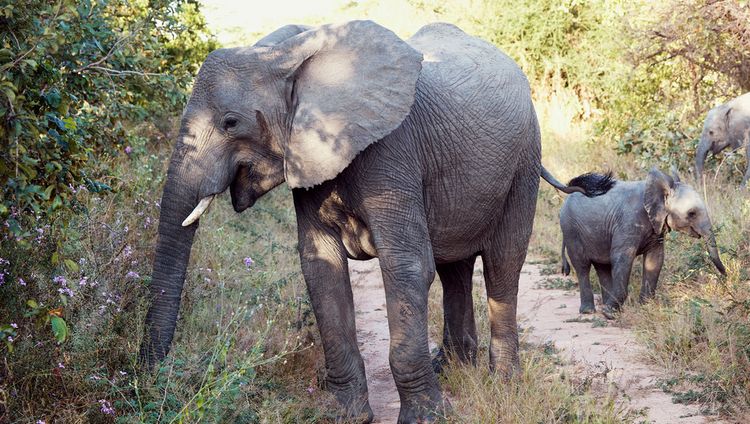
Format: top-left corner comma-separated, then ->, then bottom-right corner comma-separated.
139,21 -> 611,423
695,92 -> 750,186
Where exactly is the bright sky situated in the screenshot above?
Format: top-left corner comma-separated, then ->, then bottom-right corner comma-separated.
199,0 -> 451,46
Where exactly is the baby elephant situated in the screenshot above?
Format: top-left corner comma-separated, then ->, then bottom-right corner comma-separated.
560,168 -> 726,318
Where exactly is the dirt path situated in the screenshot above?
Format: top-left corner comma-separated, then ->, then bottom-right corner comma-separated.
517,264 -> 722,424
349,259 -> 400,423
349,259 -> 721,423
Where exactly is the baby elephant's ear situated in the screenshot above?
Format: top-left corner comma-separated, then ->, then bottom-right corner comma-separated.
644,168 -> 675,233
275,20 -> 423,188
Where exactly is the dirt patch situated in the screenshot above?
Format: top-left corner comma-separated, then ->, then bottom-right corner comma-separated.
350,259 -> 400,423
349,259 -> 723,423
517,264 -> 724,424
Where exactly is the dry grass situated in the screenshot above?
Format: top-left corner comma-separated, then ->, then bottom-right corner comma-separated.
425,262 -> 635,423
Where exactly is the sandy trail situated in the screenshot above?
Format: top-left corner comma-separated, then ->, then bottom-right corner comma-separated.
517,264 -> 722,424
349,259 -> 400,423
349,258 -> 721,423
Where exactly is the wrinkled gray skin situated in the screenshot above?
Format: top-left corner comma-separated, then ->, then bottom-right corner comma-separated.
140,21 -> 599,423
561,168 -> 726,319
696,92 -> 750,187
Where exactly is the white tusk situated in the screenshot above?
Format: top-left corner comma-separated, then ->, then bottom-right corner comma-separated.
182,195 -> 215,226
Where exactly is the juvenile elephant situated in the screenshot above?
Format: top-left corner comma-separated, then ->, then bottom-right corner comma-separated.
139,21 -> 610,423
561,168 -> 726,319
695,92 -> 750,186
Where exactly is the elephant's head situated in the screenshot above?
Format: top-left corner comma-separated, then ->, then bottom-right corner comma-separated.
644,168 -> 726,275
696,96 -> 750,177
140,21 -> 423,367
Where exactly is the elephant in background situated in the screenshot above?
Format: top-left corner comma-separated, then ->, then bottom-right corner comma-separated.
139,20 -> 611,423
695,92 -> 750,186
561,168 -> 726,319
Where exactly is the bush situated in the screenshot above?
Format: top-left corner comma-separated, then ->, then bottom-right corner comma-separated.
0,0 -> 217,224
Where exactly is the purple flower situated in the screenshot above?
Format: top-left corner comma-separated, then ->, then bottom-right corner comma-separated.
307,386 -> 315,394
37,420 -> 46,424
7,336 -> 13,343
53,275 -> 67,285
10,323 -> 17,329
119,370 -> 127,376
58,362 -> 65,369
124,146 -> 133,155
98,399 -> 115,415
126,271 -> 140,279
58,287 -> 75,297
243,257 -> 254,268
123,245 -> 133,257
18,277 -> 26,286
79,277 -> 88,286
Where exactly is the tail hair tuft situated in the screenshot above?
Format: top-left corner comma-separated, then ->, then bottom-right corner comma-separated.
567,172 -> 616,197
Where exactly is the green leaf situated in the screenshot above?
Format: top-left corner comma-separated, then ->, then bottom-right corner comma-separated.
63,259 -> 79,273
27,299 -> 39,309
50,316 -> 68,343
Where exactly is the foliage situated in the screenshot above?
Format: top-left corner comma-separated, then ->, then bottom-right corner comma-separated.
602,0 -> 750,174
0,0 -> 217,225
0,137 -> 325,421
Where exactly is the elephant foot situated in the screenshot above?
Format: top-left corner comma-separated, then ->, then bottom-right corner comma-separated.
327,380 -> 373,423
601,304 -> 619,320
397,390 -> 449,424
579,304 -> 596,314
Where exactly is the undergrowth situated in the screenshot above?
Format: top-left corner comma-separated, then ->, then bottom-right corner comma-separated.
0,126 -> 335,422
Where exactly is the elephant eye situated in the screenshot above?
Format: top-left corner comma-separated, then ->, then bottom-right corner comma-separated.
223,117 -> 239,131
687,210 -> 697,219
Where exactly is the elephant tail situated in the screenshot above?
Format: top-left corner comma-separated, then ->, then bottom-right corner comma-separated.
561,239 -> 570,276
541,166 -> 615,197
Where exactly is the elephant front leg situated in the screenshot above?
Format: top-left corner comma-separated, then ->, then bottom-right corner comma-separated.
297,224 -> 372,422
593,263 -> 613,308
603,250 -> 636,319
639,245 -> 664,303
433,257 -> 478,373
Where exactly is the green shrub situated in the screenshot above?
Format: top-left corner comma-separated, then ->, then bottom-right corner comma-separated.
0,0 -> 217,224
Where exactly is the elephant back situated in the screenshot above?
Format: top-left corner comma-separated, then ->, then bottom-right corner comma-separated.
407,23 -> 533,132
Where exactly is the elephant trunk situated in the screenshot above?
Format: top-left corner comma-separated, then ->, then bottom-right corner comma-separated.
695,137 -> 711,178
139,150 -> 201,368
697,223 -> 726,276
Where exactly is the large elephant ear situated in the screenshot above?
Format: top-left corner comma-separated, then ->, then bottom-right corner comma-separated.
274,20 -> 423,188
644,168 -> 675,234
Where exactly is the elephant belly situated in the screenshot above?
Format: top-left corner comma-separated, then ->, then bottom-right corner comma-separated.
425,163 -> 521,263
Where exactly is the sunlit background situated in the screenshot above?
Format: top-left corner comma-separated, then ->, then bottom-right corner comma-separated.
200,0 -> 451,45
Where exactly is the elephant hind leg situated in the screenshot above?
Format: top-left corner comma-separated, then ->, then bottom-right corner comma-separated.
480,164 -> 539,378
571,258 -> 594,314
434,256 -> 478,373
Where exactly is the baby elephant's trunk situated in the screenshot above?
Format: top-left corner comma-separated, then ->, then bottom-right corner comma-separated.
700,226 -> 727,275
